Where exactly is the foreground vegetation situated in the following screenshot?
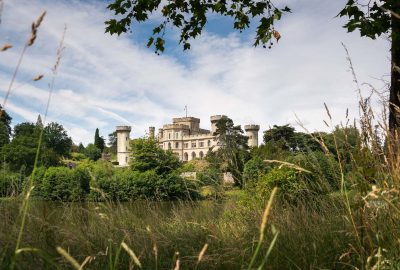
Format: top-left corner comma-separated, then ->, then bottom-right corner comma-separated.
1,7 -> 400,270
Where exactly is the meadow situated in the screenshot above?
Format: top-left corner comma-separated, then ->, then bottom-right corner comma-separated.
1,8 -> 400,270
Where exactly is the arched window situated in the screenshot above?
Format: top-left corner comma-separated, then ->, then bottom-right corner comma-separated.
199,151 -> 204,159
191,152 -> 196,160
184,152 -> 188,161
168,142 -> 171,149
208,140 -> 211,147
175,142 -> 179,148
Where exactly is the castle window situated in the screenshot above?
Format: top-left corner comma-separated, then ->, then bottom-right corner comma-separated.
175,132 -> 178,139
199,151 -> 204,159
175,142 -> 179,148
191,152 -> 196,159
168,142 -> 171,149
168,133 -> 171,139
126,136 -> 128,141
184,143 -> 189,148
199,141 -> 204,147
184,152 -> 188,161
249,135 -> 253,139
191,142 -> 196,148
208,140 -> 211,147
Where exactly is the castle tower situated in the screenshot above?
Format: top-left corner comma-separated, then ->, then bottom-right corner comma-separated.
210,115 -> 227,134
158,128 -> 163,140
149,126 -> 155,138
244,124 -> 260,147
116,126 -> 131,166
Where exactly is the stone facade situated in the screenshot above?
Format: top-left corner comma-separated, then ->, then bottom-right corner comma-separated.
116,115 -> 259,164
116,125 -> 131,166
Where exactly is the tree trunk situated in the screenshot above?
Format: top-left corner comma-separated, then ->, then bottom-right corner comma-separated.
389,5 -> 400,137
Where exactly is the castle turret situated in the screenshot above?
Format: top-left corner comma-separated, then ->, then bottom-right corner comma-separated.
244,124 -> 260,147
116,126 -> 131,166
149,126 -> 155,138
210,115 -> 227,134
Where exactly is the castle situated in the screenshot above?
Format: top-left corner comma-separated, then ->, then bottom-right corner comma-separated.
116,115 -> 260,166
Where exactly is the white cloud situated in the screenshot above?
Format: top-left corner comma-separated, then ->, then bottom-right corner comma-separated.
0,0 -> 390,145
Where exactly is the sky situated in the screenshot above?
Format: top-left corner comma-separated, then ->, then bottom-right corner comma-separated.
0,0 -> 390,145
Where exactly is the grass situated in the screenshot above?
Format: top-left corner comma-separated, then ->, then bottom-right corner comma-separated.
1,8 -> 400,270
1,189 -> 399,269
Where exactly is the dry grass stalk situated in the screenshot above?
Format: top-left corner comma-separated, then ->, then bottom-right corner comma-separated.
1,10 -> 46,119
264,159 -> 312,174
1,43 -> 12,51
28,11 -> 46,46
146,226 -> 158,266
324,102 -> 332,120
32,74 -> 44,81
197,243 -> 208,263
247,187 -> 278,270
121,242 -> 142,268
173,252 -> 180,270
56,247 -> 81,270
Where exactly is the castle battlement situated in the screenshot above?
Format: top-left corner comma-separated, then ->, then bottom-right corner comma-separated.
116,115 -> 259,165
244,124 -> 260,131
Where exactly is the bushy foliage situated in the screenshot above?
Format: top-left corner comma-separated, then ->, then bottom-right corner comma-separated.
243,156 -> 269,184
85,143 -> 102,161
90,165 -> 196,201
0,171 -> 24,197
38,167 -> 90,201
286,152 -> 342,192
256,167 -> 310,202
130,137 -> 181,175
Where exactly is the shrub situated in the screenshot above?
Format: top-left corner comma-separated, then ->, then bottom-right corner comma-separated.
41,167 -> 90,201
0,171 -> 24,197
257,167 -> 310,203
286,152 -> 341,193
243,156 -> 269,184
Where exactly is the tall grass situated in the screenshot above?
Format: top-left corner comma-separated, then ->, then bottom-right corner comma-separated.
1,9 -> 400,270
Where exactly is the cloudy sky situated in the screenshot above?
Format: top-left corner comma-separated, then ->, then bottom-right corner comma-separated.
0,0 -> 390,145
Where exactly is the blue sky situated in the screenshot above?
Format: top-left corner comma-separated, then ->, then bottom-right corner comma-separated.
0,0 -> 390,145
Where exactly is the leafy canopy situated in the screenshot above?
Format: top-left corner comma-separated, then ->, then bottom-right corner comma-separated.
130,137 -> 181,175
106,0 -> 290,53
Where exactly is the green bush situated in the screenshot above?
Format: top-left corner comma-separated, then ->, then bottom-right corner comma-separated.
257,167 -> 310,203
0,171 -> 24,197
90,167 -> 197,201
40,167 -> 90,201
197,168 -> 221,186
243,156 -> 269,184
286,152 -> 341,193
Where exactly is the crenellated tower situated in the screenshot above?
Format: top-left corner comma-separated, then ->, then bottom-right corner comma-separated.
116,126 -> 131,166
244,124 -> 260,147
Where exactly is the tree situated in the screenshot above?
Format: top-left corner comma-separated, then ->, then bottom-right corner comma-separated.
0,106 -> 11,148
94,128 -> 105,152
108,131 -> 117,154
85,143 -> 102,161
43,122 -> 72,157
78,143 -> 86,153
213,117 -> 250,187
130,137 -> 181,175
36,114 -> 43,128
0,105 -> 12,135
339,1 -> 400,134
106,0 -> 290,53
1,122 -> 58,173
106,1 -> 400,134
263,125 -> 321,153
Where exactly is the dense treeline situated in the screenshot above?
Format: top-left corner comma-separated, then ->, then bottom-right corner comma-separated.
0,108 -> 384,203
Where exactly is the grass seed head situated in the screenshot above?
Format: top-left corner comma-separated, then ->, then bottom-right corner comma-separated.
1,43 -> 12,51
